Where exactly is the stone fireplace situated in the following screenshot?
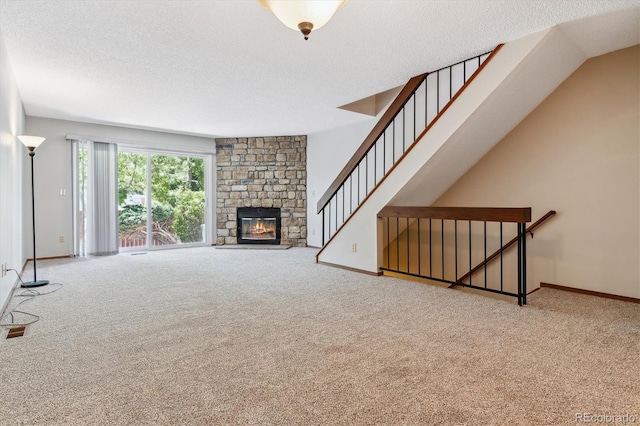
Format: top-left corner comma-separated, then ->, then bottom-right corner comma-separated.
215,136 -> 306,247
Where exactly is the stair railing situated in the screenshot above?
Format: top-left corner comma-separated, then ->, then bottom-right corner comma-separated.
317,46 -> 503,249
450,210 -> 556,288
377,206 -> 531,305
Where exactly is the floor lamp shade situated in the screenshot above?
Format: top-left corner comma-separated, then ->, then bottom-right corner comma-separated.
18,135 -> 46,150
18,135 -> 49,288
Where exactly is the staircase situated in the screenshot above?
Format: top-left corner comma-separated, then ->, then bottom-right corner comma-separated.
316,48 -> 498,245
316,27 -> 588,273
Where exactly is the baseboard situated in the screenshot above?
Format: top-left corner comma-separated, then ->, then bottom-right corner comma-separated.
540,282 -> 639,304
317,261 -> 383,276
527,286 -> 543,295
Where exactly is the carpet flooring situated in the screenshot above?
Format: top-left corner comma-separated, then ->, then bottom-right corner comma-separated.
0,247 -> 638,425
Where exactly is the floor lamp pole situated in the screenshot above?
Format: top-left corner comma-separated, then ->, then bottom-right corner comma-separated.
22,143 -> 49,288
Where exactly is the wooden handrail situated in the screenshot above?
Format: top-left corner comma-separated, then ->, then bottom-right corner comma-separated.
378,206 -> 532,223
316,73 -> 427,214
451,210 -> 556,286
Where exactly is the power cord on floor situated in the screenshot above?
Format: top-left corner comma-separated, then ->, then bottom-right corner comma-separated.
0,269 -> 63,328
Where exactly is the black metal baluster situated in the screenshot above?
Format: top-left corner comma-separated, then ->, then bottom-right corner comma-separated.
483,221 -> 487,289
322,208 -> 325,246
449,65 -> 453,102
342,183 -> 345,224
357,163 -> 360,204
441,219 -> 445,280
396,217 -> 400,271
522,222 -> 527,305
425,76 -> 429,128
468,220 -> 472,287
454,220 -> 458,281
402,108 -> 406,153
365,153 -> 368,196
386,217 -> 390,269
328,199 -> 331,240
335,194 -> 338,231
406,217 -> 410,273
517,222 -> 523,306
392,119 -> 396,164
417,218 -> 421,276
413,92 -> 416,144
437,71 -> 440,113
374,139 -> 377,186
429,218 -> 432,277
350,174 -> 354,215
500,222 -> 503,293
383,129 -> 388,174
463,60 -> 467,84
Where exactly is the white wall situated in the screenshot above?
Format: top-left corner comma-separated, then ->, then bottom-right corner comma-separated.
0,35 -> 26,312
306,118 -> 378,247
25,117 -> 216,258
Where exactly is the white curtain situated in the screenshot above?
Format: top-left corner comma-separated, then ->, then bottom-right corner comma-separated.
71,139 -> 119,256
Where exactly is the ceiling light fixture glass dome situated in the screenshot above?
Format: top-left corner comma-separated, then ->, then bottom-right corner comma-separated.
259,0 -> 347,40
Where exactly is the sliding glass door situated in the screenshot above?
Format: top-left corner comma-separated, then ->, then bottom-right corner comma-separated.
118,150 -> 207,250
74,142 -> 209,255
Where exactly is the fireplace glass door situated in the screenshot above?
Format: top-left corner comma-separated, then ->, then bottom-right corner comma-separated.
236,207 -> 281,244
241,217 -> 277,241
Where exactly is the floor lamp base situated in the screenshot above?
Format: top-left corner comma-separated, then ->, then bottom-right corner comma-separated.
21,280 -> 49,288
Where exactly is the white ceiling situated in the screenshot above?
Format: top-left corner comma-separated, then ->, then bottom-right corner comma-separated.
1,0 -> 639,139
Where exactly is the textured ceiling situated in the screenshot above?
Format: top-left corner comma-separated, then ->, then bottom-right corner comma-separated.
1,0 -> 639,138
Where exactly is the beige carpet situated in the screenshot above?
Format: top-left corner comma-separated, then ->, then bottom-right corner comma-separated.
1,247 -> 638,425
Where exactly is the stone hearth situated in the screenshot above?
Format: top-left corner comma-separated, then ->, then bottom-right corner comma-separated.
215,136 -> 306,247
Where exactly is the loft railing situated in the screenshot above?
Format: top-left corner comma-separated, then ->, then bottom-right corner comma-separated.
377,206 -> 531,305
449,210 -> 556,288
317,46 -> 503,249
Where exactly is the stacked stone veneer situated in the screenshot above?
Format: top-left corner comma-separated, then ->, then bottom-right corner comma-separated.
215,136 -> 307,247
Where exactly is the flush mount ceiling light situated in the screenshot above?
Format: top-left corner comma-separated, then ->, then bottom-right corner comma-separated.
259,0 -> 347,40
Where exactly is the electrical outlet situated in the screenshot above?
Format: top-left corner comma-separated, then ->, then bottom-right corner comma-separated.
1,263 -> 7,277
59,235 -> 65,243
351,243 -> 357,252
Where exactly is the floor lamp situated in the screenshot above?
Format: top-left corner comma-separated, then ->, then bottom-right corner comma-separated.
18,135 -> 49,288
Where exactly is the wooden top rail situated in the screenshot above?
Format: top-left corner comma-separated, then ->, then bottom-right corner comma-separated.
316,73 -> 427,214
377,206 -> 532,223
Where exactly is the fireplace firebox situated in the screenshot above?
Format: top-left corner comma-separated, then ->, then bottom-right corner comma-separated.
237,207 -> 281,245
